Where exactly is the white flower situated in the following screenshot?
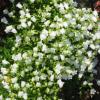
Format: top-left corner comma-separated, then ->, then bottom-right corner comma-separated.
97,80 -> 100,86
16,35 -> 21,43
50,75 -> 54,81
60,28 -> 65,34
64,14 -> 71,19
60,55 -> 65,61
5,25 -> 13,33
21,22 -> 27,28
21,81 -> 26,87
14,83 -> 19,89
90,44 -> 95,50
36,82 -> 41,87
22,52 -> 28,59
78,73 -> 83,78
2,59 -> 9,65
31,16 -> 36,22
5,98 -> 11,100
12,53 -> 22,61
26,13 -> 31,18
1,17 -> 8,24
2,81 -> 9,89
11,28 -> 17,33
63,3 -> 69,9
16,3 -> 22,9
23,93 -> 28,100
57,79 -> 64,88
93,10 -> 98,16
84,58 -> 91,65
83,81 -> 88,85
3,9 -> 9,14
8,12 -> 14,17
1,68 -> 8,75
19,10 -> 25,17
27,21 -> 32,26
90,89 -> 96,95
87,51 -> 92,57
37,97 -> 43,100
50,31 -> 57,38
11,77 -> 18,83
92,16 -> 97,22
63,22 -> 68,28
11,64 -> 18,73
30,0 -> 35,3
95,31 -> 100,39
98,49 -> 100,54
55,64 -> 62,74
40,32 -> 48,40
42,44 -> 47,52
18,91 -> 23,97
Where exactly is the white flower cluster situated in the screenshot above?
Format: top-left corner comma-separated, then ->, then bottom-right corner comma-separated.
0,0 -> 99,99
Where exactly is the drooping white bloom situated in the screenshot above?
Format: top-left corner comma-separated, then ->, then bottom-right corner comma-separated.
19,10 -> 25,17
57,79 -> 64,88
31,16 -> 36,22
93,10 -> 98,16
36,82 -> 41,87
3,9 -> 9,14
5,25 -> 13,33
23,93 -> 28,100
2,81 -> 9,89
60,54 -> 65,61
12,53 -> 22,61
42,44 -> 47,52
21,81 -> 26,87
92,16 -> 97,22
63,22 -> 68,28
21,22 -> 27,28
30,0 -> 35,3
26,13 -> 31,18
16,3 -> 23,9
87,51 -> 92,57
60,28 -> 65,34
2,59 -> 9,65
50,31 -> 56,38
95,31 -> 100,39
40,29 -> 48,40
55,63 -> 62,74
27,21 -> 32,26
1,17 -> 8,24
98,49 -> 100,54
11,28 -> 17,33
16,35 -> 21,43
14,83 -> 19,89
50,75 -> 54,81
11,63 -> 18,73
18,91 -> 23,97
11,77 -> 18,83
97,80 -> 100,86
1,68 -> 8,75
90,44 -> 95,50
90,89 -> 96,95
37,97 -> 43,100
63,2 -> 69,9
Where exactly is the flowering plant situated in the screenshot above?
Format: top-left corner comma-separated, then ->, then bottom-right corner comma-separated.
0,0 -> 100,99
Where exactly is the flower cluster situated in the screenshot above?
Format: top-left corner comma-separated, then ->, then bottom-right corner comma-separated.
0,0 -> 100,99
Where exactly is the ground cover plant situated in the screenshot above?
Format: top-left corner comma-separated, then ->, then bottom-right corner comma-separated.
0,0 -> 100,99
